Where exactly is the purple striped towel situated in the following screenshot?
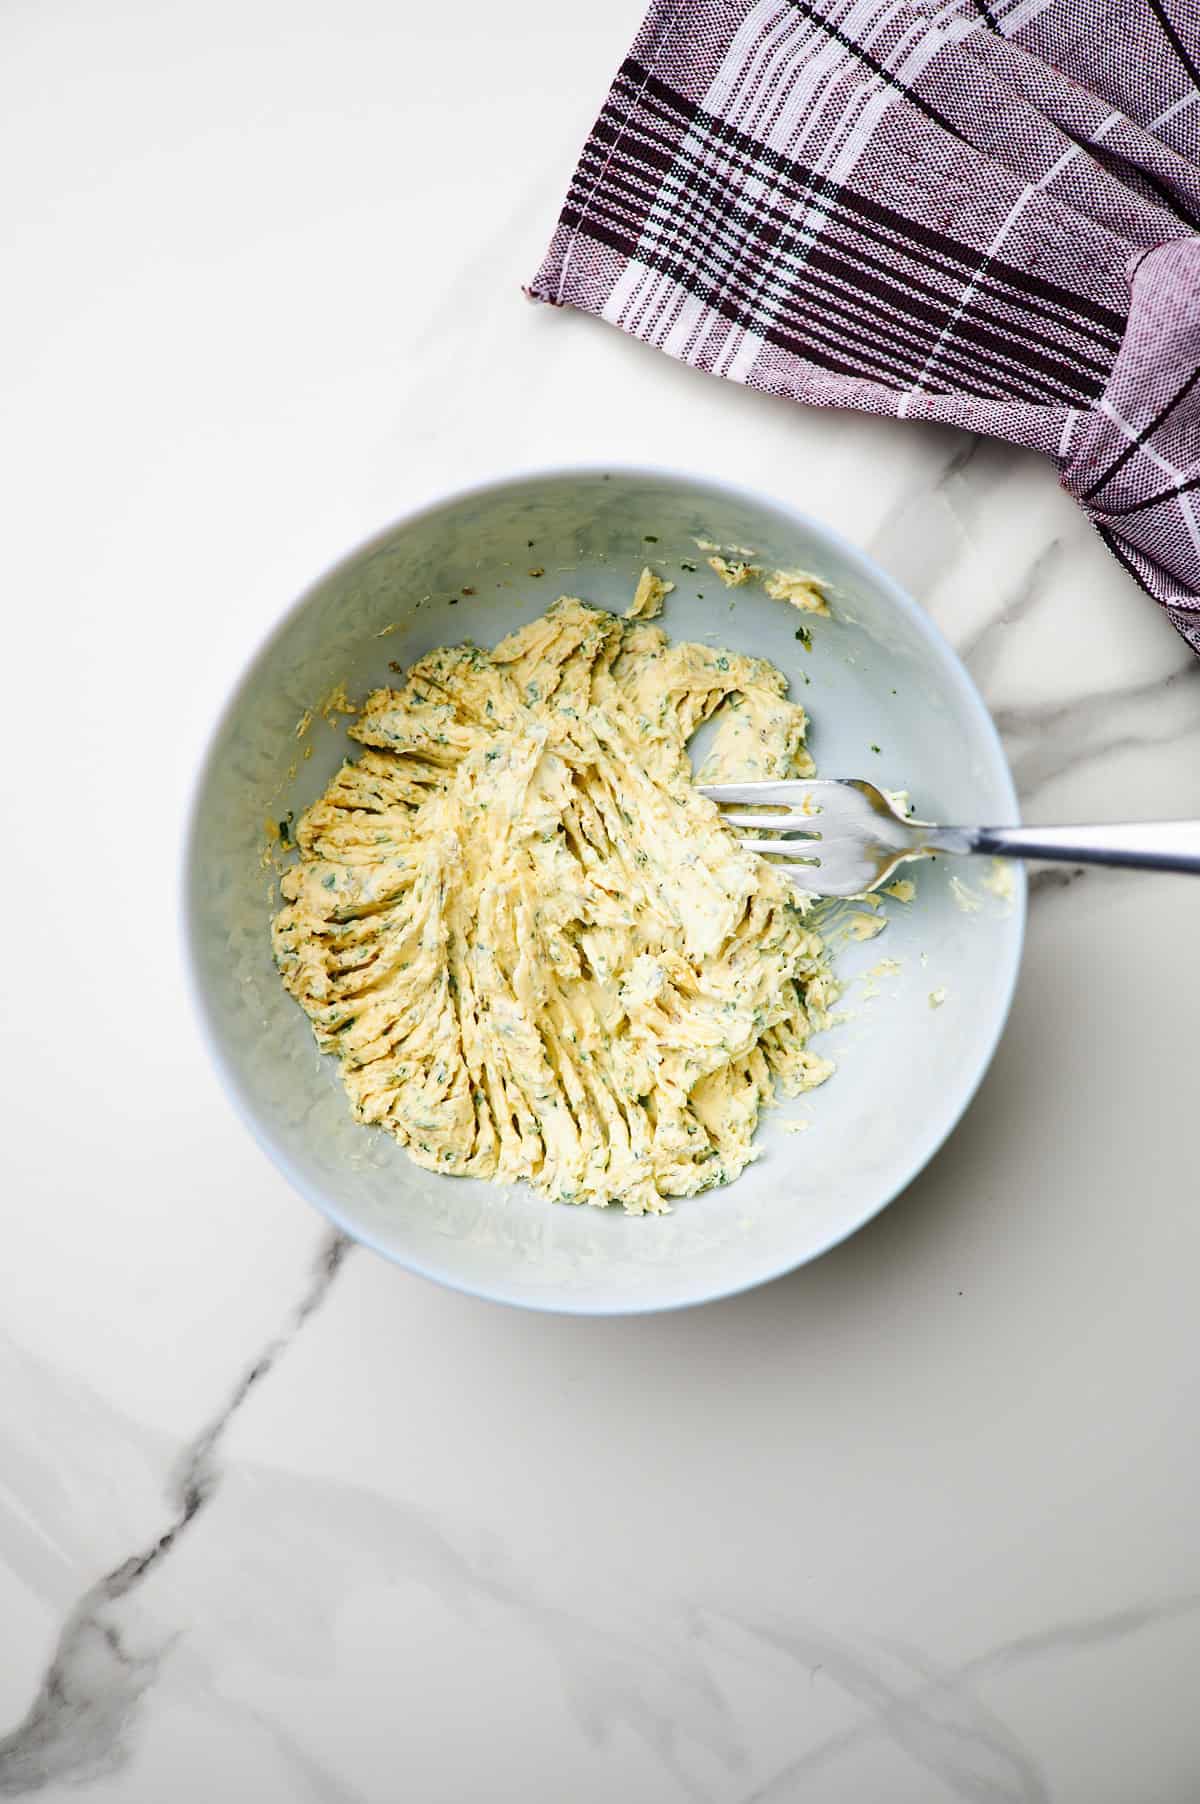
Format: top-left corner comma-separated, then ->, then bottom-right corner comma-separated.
527,0 -> 1200,652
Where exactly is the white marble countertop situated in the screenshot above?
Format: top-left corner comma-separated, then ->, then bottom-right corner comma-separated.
4,2 -> 1200,1799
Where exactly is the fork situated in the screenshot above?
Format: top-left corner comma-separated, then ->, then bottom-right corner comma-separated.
699,778 -> 1200,898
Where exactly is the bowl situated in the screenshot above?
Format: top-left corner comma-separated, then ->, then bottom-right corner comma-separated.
184,466 -> 1024,1313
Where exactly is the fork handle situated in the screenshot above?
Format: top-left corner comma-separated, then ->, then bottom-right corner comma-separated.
927,820 -> 1200,874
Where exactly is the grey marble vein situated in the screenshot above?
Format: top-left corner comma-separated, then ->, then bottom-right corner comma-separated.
743,1593 -> 1200,1803
864,431 -> 992,601
737,1614 -> 1050,1804
151,1459 -> 749,1797
204,1698 -> 369,1804
1027,865 -> 1090,897
994,662 -> 1200,797
934,434 -> 988,491
4,1338 -> 1197,1804
973,1596 -> 1200,1671
1024,861 -> 1155,901
0,1231 -> 350,1796
958,539 -> 1064,683
0,1604 -> 158,1797
168,1232 -> 349,1525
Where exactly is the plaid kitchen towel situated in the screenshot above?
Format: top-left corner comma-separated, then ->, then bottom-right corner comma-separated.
527,0 -> 1200,651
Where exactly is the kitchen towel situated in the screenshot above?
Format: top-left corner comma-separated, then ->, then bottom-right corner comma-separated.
527,0 -> 1200,651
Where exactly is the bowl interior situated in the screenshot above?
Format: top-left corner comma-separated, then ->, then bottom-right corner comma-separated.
186,468 -> 1023,1311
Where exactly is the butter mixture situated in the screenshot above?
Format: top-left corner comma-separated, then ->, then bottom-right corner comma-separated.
272,583 -> 836,1213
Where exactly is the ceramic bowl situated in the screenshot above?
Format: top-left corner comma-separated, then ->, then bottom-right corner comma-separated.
184,466 -> 1024,1312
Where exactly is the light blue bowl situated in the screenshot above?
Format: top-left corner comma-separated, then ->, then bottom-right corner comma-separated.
184,466 -> 1024,1313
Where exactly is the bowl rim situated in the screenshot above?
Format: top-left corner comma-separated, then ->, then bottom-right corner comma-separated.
181,459 -> 1026,1314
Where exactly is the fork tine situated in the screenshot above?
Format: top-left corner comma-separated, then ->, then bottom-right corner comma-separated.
733,838 -> 824,859
716,812 -> 820,831
699,780 -> 824,805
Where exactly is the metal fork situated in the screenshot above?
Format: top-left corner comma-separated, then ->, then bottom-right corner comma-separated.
699,778 -> 1200,898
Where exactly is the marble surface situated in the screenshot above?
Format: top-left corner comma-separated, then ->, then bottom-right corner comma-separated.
3,1 -> 1200,1799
